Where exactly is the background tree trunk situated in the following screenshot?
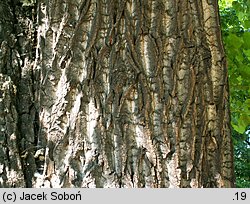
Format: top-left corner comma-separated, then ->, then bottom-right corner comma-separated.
0,0 -> 235,188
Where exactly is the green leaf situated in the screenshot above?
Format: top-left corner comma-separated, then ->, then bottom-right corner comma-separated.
238,65 -> 250,78
243,32 -> 250,49
237,11 -> 246,21
232,124 -> 246,134
243,49 -> 250,60
243,20 -> 250,28
235,53 -> 244,62
244,99 -> 250,106
232,1 -> 241,11
226,34 -> 243,49
234,114 -> 250,134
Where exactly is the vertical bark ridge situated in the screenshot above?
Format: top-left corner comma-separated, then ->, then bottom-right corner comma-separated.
0,74 -> 25,187
201,0 -> 234,187
0,0 -> 37,187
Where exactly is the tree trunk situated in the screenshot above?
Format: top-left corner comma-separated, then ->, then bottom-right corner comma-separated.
0,0 -> 235,188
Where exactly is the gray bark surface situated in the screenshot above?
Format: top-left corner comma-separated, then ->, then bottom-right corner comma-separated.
0,0 -> 234,187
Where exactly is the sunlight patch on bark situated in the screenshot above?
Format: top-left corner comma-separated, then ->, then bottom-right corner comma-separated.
135,125 -> 144,147
69,92 -> 82,130
167,153 -> 181,188
141,36 -> 151,76
87,98 -> 99,147
6,169 -> 22,186
190,178 -> 199,188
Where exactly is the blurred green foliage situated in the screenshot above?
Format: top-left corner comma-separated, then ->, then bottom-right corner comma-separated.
219,0 -> 250,188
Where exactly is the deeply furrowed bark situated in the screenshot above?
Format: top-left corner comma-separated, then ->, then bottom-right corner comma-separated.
0,0 -> 234,188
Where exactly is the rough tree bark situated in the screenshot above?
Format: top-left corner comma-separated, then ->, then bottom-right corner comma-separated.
0,0 -> 234,188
